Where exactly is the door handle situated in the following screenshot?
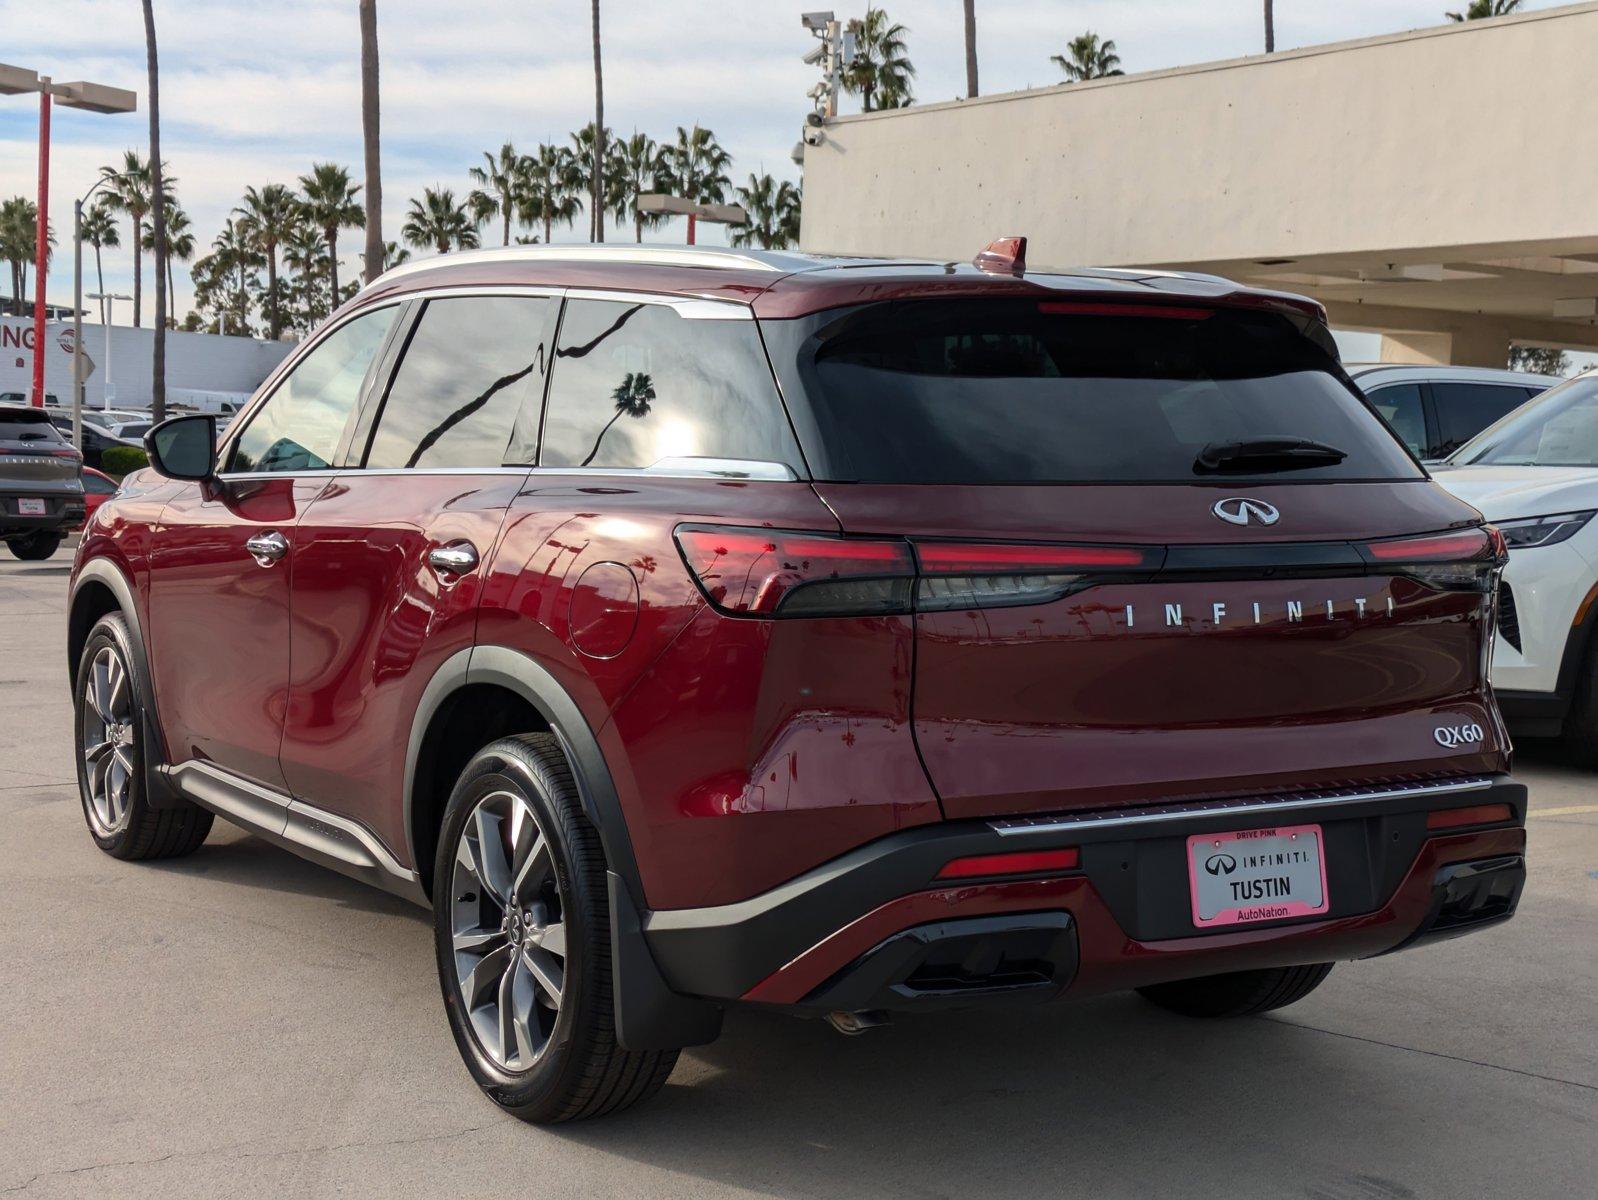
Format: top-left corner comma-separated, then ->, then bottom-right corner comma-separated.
245,530 -> 289,567
428,541 -> 479,577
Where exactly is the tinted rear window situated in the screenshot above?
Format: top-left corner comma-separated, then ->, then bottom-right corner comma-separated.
775,301 -> 1421,484
0,411 -> 66,443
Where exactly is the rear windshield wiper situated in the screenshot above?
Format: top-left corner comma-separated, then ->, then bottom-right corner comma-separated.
1194,437 -> 1347,474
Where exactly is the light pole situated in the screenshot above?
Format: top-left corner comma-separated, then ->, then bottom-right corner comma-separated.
73,174 -> 131,451
86,293 -> 129,424
0,63 -> 136,408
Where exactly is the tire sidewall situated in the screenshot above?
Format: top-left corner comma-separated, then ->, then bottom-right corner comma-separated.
73,614 -> 148,855
8,532 -> 62,560
432,744 -> 599,1112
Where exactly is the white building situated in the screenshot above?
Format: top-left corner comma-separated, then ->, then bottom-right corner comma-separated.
0,317 -> 292,409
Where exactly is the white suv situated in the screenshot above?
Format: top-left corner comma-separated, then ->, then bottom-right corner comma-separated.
1435,371 -> 1598,749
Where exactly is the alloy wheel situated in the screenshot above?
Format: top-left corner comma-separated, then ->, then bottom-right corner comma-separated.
449,789 -> 567,1072
81,646 -> 136,835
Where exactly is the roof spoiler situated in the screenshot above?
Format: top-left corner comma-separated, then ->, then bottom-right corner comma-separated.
973,236 -> 1027,275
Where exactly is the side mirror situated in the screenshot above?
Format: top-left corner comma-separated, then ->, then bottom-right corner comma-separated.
144,415 -> 218,482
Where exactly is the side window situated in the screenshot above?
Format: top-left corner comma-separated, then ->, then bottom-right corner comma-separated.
229,306 -> 397,473
1365,384 -> 1427,456
540,299 -> 800,470
1432,383 -> 1530,458
364,296 -> 553,470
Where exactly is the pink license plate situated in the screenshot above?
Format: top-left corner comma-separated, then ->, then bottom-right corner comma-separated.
1187,824 -> 1330,928
17,498 -> 45,515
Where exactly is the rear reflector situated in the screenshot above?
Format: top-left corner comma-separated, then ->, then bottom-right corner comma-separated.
936,848 -> 1081,880
1037,301 -> 1215,321
674,525 -> 914,618
1427,803 -> 1513,831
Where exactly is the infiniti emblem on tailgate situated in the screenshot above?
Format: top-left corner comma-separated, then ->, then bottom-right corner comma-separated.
1212,497 -> 1281,527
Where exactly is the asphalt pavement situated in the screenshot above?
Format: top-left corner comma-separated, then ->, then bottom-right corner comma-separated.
1,544 -> 1593,1199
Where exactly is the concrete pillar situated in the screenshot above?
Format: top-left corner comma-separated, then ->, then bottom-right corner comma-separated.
1447,326 -> 1513,369
1380,331 -> 1452,365
1379,326 -> 1511,368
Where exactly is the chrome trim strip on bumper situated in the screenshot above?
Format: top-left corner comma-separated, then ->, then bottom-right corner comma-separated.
988,776 -> 1497,838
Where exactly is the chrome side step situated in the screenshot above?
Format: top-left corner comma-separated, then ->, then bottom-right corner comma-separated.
164,761 -> 428,907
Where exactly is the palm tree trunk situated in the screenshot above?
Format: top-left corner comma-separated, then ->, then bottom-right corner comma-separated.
1264,0 -> 1275,52
167,255 -> 175,327
502,207 -> 511,246
963,0 -> 979,97
581,406 -> 626,467
360,0 -> 384,285
544,211 -> 552,246
635,210 -> 642,243
144,0 -> 167,422
132,213 -> 143,329
327,230 -> 339,309
267,248 -> 280,339
93,244 -> 105,324
591,0 -> 605,243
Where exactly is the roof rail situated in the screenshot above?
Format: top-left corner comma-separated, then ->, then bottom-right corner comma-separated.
364,244 -> 805,292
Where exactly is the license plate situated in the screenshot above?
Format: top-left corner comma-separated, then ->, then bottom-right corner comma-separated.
16,498 -> 45,516
1187,824 -> 1329,928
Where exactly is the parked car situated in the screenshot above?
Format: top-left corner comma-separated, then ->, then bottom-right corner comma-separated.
69,244 -> 1527,1123
76,467 -> 118,527
41,411 -> 144,471
1348,364 -> 1557,461
0,391 -> 62,407
1,404 -> 83,559
1433,370 -> 1598,749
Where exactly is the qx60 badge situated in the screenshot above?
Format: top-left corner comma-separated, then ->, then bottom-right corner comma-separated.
1434,723 -> 1485,749
1213,497 -> 1281,527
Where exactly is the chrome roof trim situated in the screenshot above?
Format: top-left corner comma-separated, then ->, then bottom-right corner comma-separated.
363,244 -> 814,293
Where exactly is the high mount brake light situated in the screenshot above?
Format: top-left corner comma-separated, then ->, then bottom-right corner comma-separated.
674,525 -> 915,618
1037,301 -> 1216,321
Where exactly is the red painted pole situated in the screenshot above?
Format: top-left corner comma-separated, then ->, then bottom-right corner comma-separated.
31,86 -> 52,408
687,212 -> 697,246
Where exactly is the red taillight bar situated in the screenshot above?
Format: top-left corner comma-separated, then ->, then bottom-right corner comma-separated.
916,540 -> 1157,575
674,525 -> 915,616
1363,528 -> 1496,562
936,847 -> 1081,880
1426,803 -> 1513,831
1038,301 -> 1216,321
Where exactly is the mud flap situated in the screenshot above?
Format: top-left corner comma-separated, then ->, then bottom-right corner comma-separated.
608,871 -> 724,1052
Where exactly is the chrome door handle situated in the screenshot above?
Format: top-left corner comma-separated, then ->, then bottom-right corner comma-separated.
428,541 -> 479,576
245,530 -> 289,567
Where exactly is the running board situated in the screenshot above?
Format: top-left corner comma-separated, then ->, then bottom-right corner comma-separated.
164,761 -> 428,907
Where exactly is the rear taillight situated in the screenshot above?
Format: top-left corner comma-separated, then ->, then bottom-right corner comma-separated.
1359,526 -> 1505,592
1426,803 -> 1513,831
674,525 -> 915,618
936,847 -> 1080,880
915,540 -> 1159,611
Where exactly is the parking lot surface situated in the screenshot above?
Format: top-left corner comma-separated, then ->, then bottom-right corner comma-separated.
1,545 -> 1594,1199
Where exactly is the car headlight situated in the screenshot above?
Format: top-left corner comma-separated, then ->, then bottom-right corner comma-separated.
1495,510 -> 1596,549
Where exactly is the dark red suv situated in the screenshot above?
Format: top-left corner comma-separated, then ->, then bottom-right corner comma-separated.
68,244 -> 1527,1122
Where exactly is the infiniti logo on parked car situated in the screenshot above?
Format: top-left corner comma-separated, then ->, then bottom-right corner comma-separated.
1434,723 -> 1485,749
1212,497 -> 1281,527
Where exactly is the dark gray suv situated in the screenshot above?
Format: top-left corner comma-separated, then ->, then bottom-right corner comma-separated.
1,405 -> 84,559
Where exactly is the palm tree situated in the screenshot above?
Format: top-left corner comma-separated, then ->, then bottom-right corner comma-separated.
100,152 -> 153,327
607,132 -> 668,242
402,188 -> 482,255
468,142 -> 524,246
380,241 -> 410,270
582,372 -> 654,466
963,0 -> 979,97
235,183 -> 299,339
664,125 -> 733,204
1052,33 -> 1124,81
572,123 -> 619,240
520,142 -> 584,246
0,197 -> 48,313
1446,0 -> 1521,18
209,219 -> 263,336
143,0 -> 168,419
590,0 -> 606,242
360,0 -> 383,286
298,162 -> 364,310
80,201 -> 120,323
283,218 -> 329,331
731,174 -> 802,250
1264,1 -> 1275,52
845,8 -> 915,112
143,201 -> 192,328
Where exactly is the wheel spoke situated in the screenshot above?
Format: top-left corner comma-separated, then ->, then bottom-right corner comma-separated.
508,960 -> 540,1064
471,807 -> 512,903
511,832 -> 550,904
106,655 -> 129,718
496,958 -> 519,1064
88,657 -> 111,721
459,943 -> 513,1008
452,926 -> 506,954
521,945 -> 564,1006
83,739 -> 113,766
534,921 -> 566,959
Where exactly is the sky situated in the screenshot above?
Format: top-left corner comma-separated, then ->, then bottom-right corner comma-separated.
0,0 -> 1569,329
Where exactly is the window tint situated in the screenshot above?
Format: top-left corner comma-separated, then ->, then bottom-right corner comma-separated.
1365,384 -> 1427,456
540,299 -> 799,470
773,301 -> 1421,484
230,306 -> 397,473
0,412 -> 66,443
365,296 -> 552,470
1432,383 -> 1528,459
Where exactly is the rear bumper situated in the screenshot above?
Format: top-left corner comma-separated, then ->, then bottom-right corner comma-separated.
641,775 -> 1527,1014
1,492 -> 83,537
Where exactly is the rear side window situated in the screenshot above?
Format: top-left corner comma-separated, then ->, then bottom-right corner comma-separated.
1365,384 -> 1427,457
365,296 -> 552,469
539,299 -> 800,471
1432,383 -> 1530,459
0,412 -> 66,443
772,300 -> 1422,484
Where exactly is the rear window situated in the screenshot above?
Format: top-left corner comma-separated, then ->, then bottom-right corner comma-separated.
0,410 -> 66,443
773,301 -> 1421,484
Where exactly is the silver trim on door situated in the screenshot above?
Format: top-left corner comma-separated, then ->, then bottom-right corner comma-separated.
245,530 -> 289,566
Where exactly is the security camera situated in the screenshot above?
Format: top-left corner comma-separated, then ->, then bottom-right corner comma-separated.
802,43 -> 827,66
801,11 -> 836,32
805,111 -> 824,129
803,127 -> 824,147
791,141 -> 806,166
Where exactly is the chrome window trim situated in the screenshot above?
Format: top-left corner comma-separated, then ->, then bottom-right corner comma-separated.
562,288 -> 754,321
217,461 -> 799,483
987,775 -> 1496,838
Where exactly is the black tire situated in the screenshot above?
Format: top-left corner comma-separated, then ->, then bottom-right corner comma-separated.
1561,631 -> 1598,765
7,532 -> 62,560
433,733 -> 677,1123
1136,962 -> 1333,1018
73,613 -> 212,861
